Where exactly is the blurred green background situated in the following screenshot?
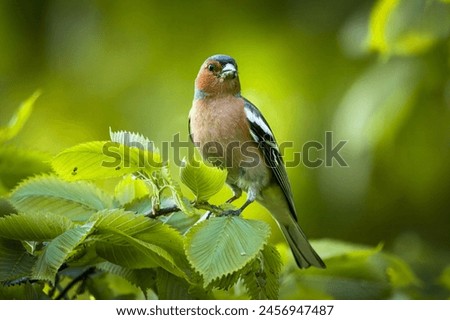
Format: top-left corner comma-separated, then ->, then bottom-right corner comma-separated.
0,0 -> 449,298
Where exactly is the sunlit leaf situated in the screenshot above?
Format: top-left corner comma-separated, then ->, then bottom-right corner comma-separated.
33,222 -> 96,283
123,196 -> 153,215
384,253 -> 422,288
159,211 -> 199,234
368,0 -> 400,55
114,174 -> 150,205
185,216 -> 271,285
110,128 -> 157,153
310,238 -> 382,260
180,157 -> 227,202
109,129 -> 163,171
368,0 -> 450,56
10,175 -> 114,221
0,212 -> 74,241
0,91 -> 40,144
161,166 -> 198,216
91,209 -> 155,237
0,239 -> 36,282
52,141 -> 137,180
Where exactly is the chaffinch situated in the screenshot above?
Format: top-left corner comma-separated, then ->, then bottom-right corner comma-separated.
189,54 -> 325,269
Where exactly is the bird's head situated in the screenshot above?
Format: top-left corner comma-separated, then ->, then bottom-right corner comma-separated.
194,54 -> 241,99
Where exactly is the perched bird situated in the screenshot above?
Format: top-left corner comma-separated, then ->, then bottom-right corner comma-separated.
188,54 -> 325,269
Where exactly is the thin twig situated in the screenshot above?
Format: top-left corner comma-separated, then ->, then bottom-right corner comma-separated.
194,202 -> 223,214
55,267 -> 96,300
146,205 -> 181,218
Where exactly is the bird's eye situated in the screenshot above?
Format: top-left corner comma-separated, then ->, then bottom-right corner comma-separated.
207,64 -> 215,72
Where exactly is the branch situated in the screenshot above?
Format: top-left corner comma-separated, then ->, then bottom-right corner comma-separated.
55,267 -> 96,300
145,205 -> 180,218
145,202 -> 225,218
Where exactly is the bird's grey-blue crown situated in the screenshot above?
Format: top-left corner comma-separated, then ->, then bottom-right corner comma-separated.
208,54 -> 237,69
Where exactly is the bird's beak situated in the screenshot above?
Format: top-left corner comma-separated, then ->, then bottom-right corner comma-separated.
220,63 -> 237,79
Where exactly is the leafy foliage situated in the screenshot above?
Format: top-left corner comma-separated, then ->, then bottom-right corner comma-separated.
1,0 -> 448,300
368,0 -> 450,57
242,244 -> 282,300
185,216 -> 271,285
0,92 -> 51,195
0,91 -> 426,300
33,222 -> 96,283
180,156 -> 227,202
0,239 -> 36,282
0,91 -> 40,144
10,176 -> 114,221
278,239 -> 419,299
0,211 -> 74,241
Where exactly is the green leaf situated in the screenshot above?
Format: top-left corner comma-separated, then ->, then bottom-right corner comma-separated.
180,157 -> 227,202
280,239 -> 419,299
109,128 -> 157,153
33,222 -> 96,283
123,196 -> 153,215
0,146 -> 51,192
10,175 -> 114,221
156,268 -> 210,299
109,129 -> 163,172
0,212 -> 74,241
92,209 -> 158,237
185,216 -> 271,285
0,91 -> 40,144
368,0 -> 400,55
208,269 -> 242,291
0,239 -> 36,282
92,209 -> 188,279
95,236 -> 186,279
95,261 -> 156,293
242,244 -> 282,300
159,211 -> 199,234
384,253 -> 421,289
161,166 -> 198,216
310,238 -> 382,260
114,174 -> 150,205
368,0 -> 450,57
0,282 -> 46,299
439,266 -> 450,291
52,141 -> 143,181
0,198 -> 15,218
86,271 -> 146,299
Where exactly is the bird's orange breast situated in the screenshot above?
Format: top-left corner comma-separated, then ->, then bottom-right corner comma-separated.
190,96 -> 259,178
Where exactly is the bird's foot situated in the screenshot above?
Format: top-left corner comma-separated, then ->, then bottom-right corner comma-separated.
219,209 -> 242,216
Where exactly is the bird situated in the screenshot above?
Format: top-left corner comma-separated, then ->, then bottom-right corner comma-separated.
188,54 -> 325,269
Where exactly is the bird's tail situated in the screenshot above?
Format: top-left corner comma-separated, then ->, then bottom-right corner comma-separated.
278,215 -> 325,269
259,188 -> 325,269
